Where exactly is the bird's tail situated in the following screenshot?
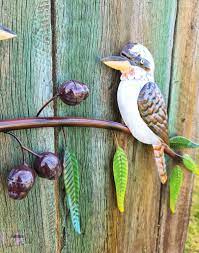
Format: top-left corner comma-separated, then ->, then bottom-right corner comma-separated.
153,143 -> 167,184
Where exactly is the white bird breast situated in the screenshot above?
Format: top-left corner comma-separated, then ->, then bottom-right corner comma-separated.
117,79 -> 160,145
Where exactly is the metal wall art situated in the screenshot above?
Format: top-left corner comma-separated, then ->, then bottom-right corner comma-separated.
0,34 -> 199,234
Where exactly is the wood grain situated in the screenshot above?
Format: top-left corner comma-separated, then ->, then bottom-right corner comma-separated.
0,0 -> 198,252
158,0 -> 199,252
0,1 -> 56,252
54,0 -> 177,252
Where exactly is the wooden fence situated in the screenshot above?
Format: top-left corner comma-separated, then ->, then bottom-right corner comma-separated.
0,0 -> 198,252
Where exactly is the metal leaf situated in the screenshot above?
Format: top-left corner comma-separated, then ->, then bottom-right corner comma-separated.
182,154 -> 199,175
170,136 -> 199,149
63,151 -> 81,234
113,146 -> 128,212
170,166 -> 184,213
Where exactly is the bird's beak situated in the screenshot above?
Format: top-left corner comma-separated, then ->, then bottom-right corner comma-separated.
101,56 -> 132,71
0,25 -> 16,41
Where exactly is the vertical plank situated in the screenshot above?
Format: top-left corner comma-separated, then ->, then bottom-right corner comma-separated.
158,0 -> 199,252
0,1 -> 56,252
54,0 -> 177,252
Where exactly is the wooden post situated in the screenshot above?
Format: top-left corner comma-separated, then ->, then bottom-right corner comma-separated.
158,1 -> 199,252
0,1 -> 56,252
0,0 -> 198,252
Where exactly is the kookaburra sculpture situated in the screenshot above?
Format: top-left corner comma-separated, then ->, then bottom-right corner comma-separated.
0,25 -> 16,40
102,42 -> 168,184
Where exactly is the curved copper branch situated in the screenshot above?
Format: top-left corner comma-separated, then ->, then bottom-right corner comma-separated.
0,117 -> 129,133
0,116 -> 180,160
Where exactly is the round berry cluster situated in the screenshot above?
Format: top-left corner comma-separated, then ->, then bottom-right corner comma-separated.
7,80 -> 89,200
8,150 -> 62,199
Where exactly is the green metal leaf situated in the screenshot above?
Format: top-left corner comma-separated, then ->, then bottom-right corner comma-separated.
182,154 -> 199,175
63,151 -> 81,234
170,136 -> 199,149
113,146 -> 128,212
170,166 -> 184,213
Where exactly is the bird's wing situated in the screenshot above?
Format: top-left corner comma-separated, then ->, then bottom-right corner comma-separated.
137,82 -> 169,144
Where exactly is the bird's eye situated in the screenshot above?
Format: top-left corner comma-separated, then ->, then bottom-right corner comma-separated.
140,59 -> 144,65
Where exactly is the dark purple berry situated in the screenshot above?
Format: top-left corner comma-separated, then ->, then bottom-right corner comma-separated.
7,164 -> 36,200
34,152 -> 62,180
58,80 -> 89,106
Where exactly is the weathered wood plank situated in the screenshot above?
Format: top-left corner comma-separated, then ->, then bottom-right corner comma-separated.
158,0 -> 199,252
0,1 -> 56,252
55,1 -> 177,252
0,0 -> 197,252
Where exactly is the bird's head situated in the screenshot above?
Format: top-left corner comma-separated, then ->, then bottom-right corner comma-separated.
101,42 -> 155,76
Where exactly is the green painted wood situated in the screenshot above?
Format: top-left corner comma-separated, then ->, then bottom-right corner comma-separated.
54,1 -> 177,252
0,1 -> 56,252
158,0 -> 199,252
0,1 -> 198,253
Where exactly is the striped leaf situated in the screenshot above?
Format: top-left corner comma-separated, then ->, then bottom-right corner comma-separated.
170,166 -> 184,213
170,136 -> 199,149
113,146 -> 128,212
63,151 -> 81,234
182,154 -> 199,175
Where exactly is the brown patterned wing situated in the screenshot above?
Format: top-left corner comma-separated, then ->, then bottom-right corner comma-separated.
137,82 -> 169,144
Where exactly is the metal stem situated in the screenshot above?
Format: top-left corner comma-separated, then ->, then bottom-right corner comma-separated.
5,132 -> 26,164
21,146 -> 41,158
4,131 -> 40,160
36,94 -> 59,117
0,116 -> 181,161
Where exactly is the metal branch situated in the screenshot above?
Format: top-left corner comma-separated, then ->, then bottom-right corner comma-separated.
0,116 -> 181,161
0,117 -> 129,133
